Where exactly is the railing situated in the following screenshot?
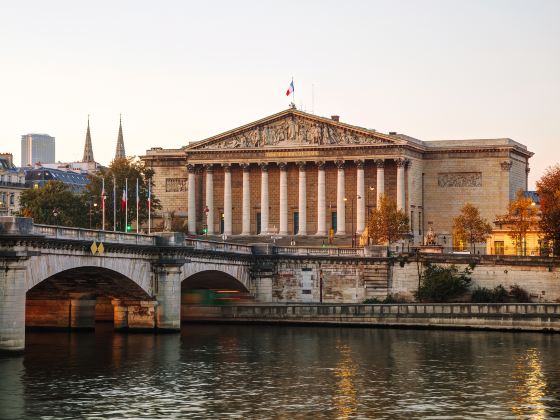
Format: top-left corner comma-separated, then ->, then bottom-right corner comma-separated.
33,224 -> 157,246
274,246 -> 365,257
185,238 -> 253,254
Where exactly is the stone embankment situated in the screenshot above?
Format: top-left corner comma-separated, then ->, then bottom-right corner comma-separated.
183,303 -> 560,332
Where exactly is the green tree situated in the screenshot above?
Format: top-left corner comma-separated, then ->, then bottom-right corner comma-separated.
19,181 -> 88,227
367,194 -> 409,245
415,264 -> 472,302
496,190 -> 540,256
536,164 -> 560,256
452,203 -> 493,253
84,158 -> 160,232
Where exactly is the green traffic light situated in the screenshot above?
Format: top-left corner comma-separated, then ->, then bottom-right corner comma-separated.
126,224 -> 132,232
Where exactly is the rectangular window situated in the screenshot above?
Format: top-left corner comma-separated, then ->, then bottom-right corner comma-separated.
9,193 -> 14,205
293,212 -> 299,235
410,210 -> 414,233
418,212 -> 422,235
331,211 -> 337,233
494,241 -> 505,255
256,212 -> 261,235
220,212 -> 224,234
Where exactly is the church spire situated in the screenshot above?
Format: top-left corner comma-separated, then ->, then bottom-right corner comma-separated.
115,114 -> 126,160
82,115 -> 95,163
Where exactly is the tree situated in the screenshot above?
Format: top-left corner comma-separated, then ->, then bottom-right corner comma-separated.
84,158 -> 160,232
415,264 -> 472,302
496,190 -> 540,256
452,203 -> 492,253
367,194 -> 409,245
18,181 -> 88,227
537,164 -> 560,256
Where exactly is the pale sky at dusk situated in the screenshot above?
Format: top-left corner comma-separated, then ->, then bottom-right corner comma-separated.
0,0 -> 558,188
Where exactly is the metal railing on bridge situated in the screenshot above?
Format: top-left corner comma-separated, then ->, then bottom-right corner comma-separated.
274,246 -> 365,257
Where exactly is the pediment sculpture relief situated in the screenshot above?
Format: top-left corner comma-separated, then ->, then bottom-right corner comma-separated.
197,116 -> 389,149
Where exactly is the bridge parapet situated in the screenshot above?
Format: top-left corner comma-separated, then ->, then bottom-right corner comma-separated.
274,246 -> 365,257
34,224 -> 156,246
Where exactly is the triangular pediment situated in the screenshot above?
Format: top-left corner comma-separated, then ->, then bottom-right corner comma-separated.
186,109 -> 404,151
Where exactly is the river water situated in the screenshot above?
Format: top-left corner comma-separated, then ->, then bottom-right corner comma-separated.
1,324 -> 559,419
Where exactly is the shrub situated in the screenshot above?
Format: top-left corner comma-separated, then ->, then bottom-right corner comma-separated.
509,284 -> 530,303
363,298 -> 381,304
363,294 -> 408,304
415,264 -> 472,302
471,285 -> 508,303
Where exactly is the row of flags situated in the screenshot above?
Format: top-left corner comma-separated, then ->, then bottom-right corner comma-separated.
100,178 -> 151,234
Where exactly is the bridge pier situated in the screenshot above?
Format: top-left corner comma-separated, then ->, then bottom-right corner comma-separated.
154,263 -> 182,331
69,294 -> 97,330
112,299 -> 129,330
0,260 -> 27,353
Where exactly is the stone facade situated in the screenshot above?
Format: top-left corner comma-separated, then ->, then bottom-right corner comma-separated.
143,108 -> 533,245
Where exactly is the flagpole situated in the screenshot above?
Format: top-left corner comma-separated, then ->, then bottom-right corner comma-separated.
102,177 -> 105,230
148,179 -> 151,235
292,76 -> 294,105
136,177 -> 139,234
125,178 -> 128,232
113,177 -> 116,231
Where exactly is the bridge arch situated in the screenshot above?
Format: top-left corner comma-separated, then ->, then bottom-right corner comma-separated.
25,253 -> 153,295
180,259 -> 252,294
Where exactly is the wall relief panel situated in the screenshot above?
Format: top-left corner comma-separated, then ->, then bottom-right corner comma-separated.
438,172 -> 482,187
165,178 -> 187,192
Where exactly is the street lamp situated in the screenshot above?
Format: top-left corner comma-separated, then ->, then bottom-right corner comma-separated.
88,202 -> 98,229
368,185 -> 375,216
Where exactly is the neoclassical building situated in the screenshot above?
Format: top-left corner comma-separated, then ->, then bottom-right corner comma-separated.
143,107 -> 532,245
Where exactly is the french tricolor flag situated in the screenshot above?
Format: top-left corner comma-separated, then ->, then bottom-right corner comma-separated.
286,79 -> 294,97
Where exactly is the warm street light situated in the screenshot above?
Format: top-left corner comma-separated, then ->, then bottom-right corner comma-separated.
368,185 -> 375,216
344,195 -> 361,248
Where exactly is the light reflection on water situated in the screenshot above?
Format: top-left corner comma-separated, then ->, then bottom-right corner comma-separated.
0,324 -> 559,419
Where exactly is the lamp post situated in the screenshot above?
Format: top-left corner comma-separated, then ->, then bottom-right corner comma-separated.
88,202 -> 98,229
368,185 -> 375,217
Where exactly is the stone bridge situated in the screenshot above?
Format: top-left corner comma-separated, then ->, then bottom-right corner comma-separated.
0,217 -> 379,352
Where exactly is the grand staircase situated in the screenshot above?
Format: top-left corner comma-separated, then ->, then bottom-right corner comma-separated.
363,264 -> 390,299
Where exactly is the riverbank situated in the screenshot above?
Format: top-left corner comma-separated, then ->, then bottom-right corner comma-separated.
183,303 -> 560,332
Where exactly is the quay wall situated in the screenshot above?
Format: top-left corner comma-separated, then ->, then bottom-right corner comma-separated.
183,303 -> 560,332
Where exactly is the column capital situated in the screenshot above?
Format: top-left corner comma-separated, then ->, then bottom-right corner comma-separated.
222,163 -> 231,172
354,159 -> 365,169
297,161 -> 306,170
240,163 -> 251,172
374,159 -> 385,168
395,158 -> 408,168
277,162 -> 288,171
259,162 -> 269,172
203,163 -> 214,172
186,164 -> 197,173
335,159 -> 345,169
316,161 -> 326,170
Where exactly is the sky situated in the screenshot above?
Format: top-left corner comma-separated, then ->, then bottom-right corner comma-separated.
0,0 -> 558,188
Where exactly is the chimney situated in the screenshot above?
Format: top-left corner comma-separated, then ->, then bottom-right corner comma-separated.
331,115 -> 340,122
389,131 -> 397,135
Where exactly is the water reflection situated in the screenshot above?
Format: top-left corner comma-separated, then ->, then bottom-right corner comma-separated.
511,348 -> 546,419
333,342 -> 357,419
1,325 -> 559,418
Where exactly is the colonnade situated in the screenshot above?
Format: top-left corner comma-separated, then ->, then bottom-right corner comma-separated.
187,158 -> 410,236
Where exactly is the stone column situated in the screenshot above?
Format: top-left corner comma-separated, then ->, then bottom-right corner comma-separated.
155,263 -> 182,331
278,162 -> 288,236
187,164 -> 197,234
259,163 -> 269,235
204,164 -> 214,235
0,261 -> 27,352
355,160 -> 365,234
336,160 -> 346,235
316,161 -> 326,236
297,161 -> 307,235
69,294 -> 96,329
222,164 -> 232,235
112,299 -> 128,330
375,159 -> 385,208
241,163 -> 251,235
396,158 -> 407,211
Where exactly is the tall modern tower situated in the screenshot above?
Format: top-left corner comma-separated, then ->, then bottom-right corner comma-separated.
20,134 -> 55,167
115,114 -> 126,160
82,116 -> 95,163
